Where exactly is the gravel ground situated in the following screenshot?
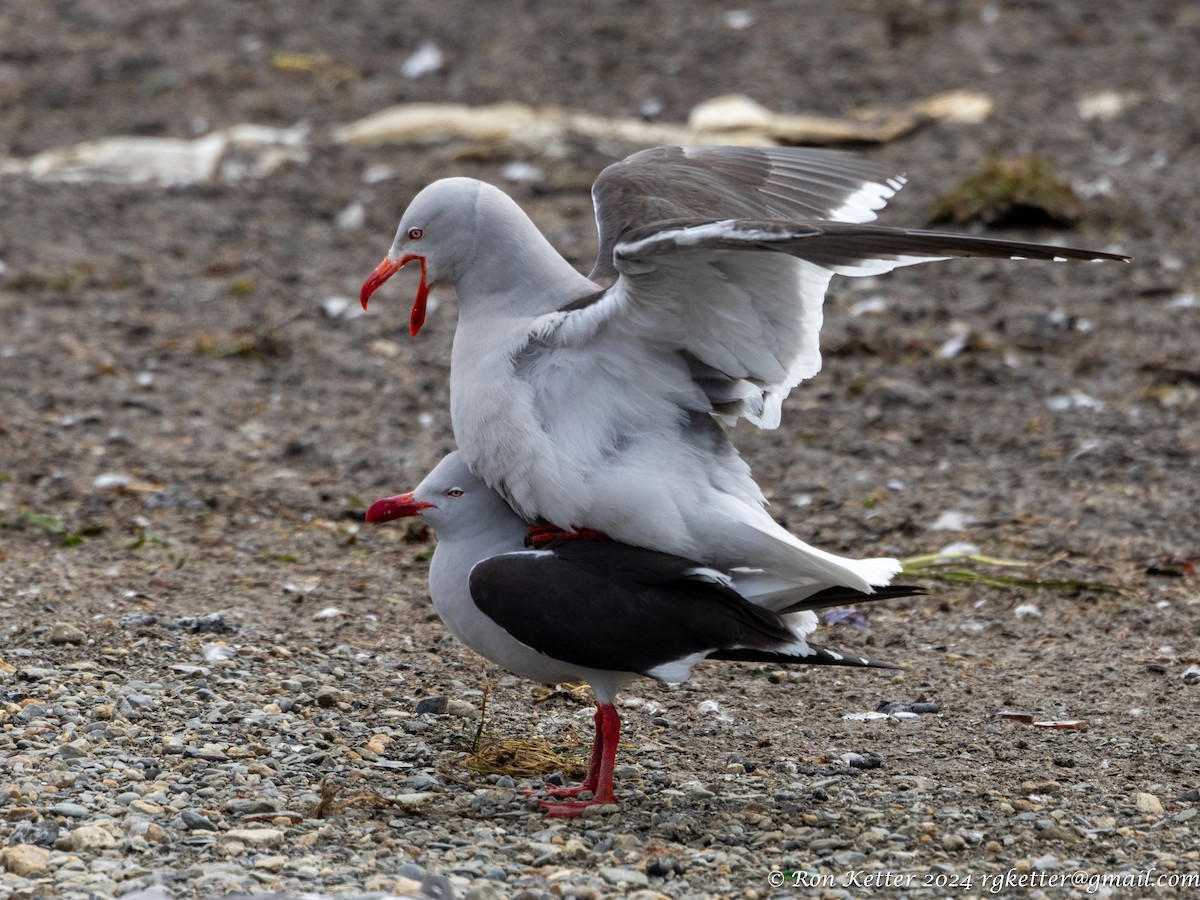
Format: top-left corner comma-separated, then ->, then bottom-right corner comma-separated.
2,2 -> 1199,899
3,608 -> 1199,899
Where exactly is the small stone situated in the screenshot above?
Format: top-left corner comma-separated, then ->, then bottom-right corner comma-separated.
142,823 -> 172,844
57,741 -> 90,760
223,827 -> 285,849
446,698 -> 477,719
252,854 -> 288,871
48,622 -> 87,645
1133,792 -> 1163,814
181,809 -> 218,831
416,696 -> 447,715
599,866 -> 650,887
397,862 -> 425,881
315,686 -> 342,708
70,824 -> 118,851
646,855 -> 686,877
49,802 -> 90,818
224,797 -> 280,815
9,821 -> 61,848
117,612 -> 158,628
169,613 -> 232,634
0,844 -> 51,876
942,833 -> 967,851
679,780 -> 715,799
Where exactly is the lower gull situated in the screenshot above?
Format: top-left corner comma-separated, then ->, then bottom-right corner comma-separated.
366,453 -> 923,817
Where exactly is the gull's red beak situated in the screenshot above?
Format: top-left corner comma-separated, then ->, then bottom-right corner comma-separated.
365,491 -> 436,524
360,254 -> 430,337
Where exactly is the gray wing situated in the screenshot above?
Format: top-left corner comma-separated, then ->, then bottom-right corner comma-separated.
588,145 -> 905,285
557,145 -> 1128,429
555,214 -> 1128,428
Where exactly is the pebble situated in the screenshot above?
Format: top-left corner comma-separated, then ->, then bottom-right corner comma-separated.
599,866 -> 650,887
48,622 -> 88,644
942,833 -> 968,851
70,824 -> 118,851
679,780 -> 716,799
169,612 -> 233,634
49,802 -> 90,818
9,821 -> 61,848
223,827 -> 286,848
181,809 -> 219,831
1134,791 -> 1164,814
446,699 -> 478,719
0,844 -> 50,876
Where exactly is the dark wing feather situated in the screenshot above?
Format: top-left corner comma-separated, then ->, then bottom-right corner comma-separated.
780,583 -> 927,615
708,641 -> 900,669
615,218 -> 1132,269
589,146 -> 905,284
468,546 -> 796,676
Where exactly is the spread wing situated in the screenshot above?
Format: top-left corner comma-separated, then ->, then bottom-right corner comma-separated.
548,146 -> 1129,429
588,145 -> 906,286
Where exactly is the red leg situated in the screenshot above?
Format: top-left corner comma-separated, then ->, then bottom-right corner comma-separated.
540,703 -> 621,817
527,523 -> 611,549
540,706 -> 604,798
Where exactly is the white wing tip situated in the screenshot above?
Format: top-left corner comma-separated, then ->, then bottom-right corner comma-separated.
858,558 -> 903,590
827,177 -> 907,225
683,566 -> 735,589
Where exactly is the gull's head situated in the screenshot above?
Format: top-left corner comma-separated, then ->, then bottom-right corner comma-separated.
359,177 -> 487,335
364,451 -> 511,537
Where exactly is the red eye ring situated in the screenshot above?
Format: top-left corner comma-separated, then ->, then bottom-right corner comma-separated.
407,227 -> 424,240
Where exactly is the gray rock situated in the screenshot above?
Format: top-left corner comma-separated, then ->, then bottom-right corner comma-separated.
180,809 -> 218,831
599,866 -> 650,887
169,613 -> 233,634
118,613 -> 158,628
49,802 -> 90,818
416,696 -> 447,715
9,820 -> 61,848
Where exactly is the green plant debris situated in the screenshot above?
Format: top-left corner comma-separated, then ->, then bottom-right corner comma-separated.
193,328 -> 290,360
901,549 -> 1124,594
128,529 -> 175,550
930,156 -> 1083,228
18,510 -> 101,546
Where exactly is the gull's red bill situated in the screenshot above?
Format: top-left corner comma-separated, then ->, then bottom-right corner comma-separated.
360,254 -> 429,337
365,491 -> 435,523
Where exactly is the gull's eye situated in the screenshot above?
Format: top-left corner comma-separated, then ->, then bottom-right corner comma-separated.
446,488 -> 464,498
407,227 -> 425,240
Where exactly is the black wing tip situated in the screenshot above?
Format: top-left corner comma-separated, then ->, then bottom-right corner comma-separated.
780,583 -> 928,615
708,645 -> 901,670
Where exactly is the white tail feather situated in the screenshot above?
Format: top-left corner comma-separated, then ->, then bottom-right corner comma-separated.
710,499 -> 900,594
